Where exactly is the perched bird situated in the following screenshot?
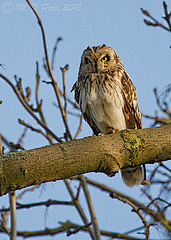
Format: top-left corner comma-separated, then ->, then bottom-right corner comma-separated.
72,44 -> 144,187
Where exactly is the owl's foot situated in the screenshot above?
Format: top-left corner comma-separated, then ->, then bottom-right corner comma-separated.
106,127 -> 117,134
97,128 -> 117,136
98,133 -> 104,136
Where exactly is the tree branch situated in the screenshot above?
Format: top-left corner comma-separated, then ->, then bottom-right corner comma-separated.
110,193 -> 150,240
25,0 -> 72,140
77,177 -> 171,233
64,179 -> 94,239
0,73 -> 62,143
79,175 -> 101,240
0,124 -> 170,196
9,191 -> 17,240
0,220 -> 145,239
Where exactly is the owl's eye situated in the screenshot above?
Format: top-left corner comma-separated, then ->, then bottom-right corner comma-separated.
101,55 -> 109,62
85,57 -> 90,64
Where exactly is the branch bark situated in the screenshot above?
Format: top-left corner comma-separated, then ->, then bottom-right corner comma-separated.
0,124 -> 171,196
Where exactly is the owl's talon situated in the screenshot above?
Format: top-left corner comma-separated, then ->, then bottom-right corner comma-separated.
98,133 -> 104,136
106,127 -> 117,134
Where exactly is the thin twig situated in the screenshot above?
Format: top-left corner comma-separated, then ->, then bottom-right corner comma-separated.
64,179 -> 94,239
79,175 -> 101,240
59,89 -> 79,109
0,64 -> 6,69
17,128 -> 27,145
154,88 -> 171,117
141,1 -> 171,32
25,0 -> 72,140
66,222 -> 91,236
0,136 -> 4,155
74,114 -> 83,139
35,62 -> 53,144
160,162 -> 171,172
0,220 -> 144,239
60,64 -> 69,114
110,192 -> 150,240
0,134 -> 23,153
70,177 -> 171,233
51,37 -> 62,70
0,200 -> 73,212
9,191 -> 17,240
124,225 -> 148,235
141,189 -> 161,212
0,210 -> 10,234
0,137 -> 10,236
18,119 -> 48,140
142,113 -> 171,125
16,185 -> 39,201
1,136 -> 17,240
60,64 -> 69,140
0,73 -> 62,142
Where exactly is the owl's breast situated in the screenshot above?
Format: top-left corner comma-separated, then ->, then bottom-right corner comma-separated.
80,74 -> 127,133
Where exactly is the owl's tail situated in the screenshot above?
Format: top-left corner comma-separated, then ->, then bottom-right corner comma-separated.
121,166 -> 144,187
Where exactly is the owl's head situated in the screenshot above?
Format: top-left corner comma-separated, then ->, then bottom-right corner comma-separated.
79,44 -> 121,74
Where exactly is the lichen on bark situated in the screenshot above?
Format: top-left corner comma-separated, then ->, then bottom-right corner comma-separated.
120,130 -> 145,164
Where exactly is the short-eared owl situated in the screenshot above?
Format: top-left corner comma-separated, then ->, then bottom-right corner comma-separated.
72,44 -> 143,187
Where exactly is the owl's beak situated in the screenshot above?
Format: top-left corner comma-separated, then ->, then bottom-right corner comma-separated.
94,62 -> 98,73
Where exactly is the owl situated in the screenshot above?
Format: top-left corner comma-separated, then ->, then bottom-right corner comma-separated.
71,44 -> 144,187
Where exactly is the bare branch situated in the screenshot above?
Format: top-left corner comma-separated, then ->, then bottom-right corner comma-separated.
0,124 -> 171,196
0,220 -> 144,239
16,185 -> 39,201
0,209 -> 10,235
74,114 -> 83,139
0,136 -> 4,155
79,175 -> 101,240
51,37 -> 62,70
0,73 -> 62,143
0,199 -> 73,212
35,62 -> 53,144
72,177 -> 171,233
64,179 -> 94,239
17,128 -> 27,146
18,119 -> 49,140
9,191 -> 17,240
141,2 -> 171,32
0,64 -> 6,70
142,113 -> 171,125
110,193 -> 150,240
154,88 -> 171,117
60,64 -> 69,114
25,0 -> 72,140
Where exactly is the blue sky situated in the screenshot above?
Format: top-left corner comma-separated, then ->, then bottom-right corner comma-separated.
0,0 -> 170,239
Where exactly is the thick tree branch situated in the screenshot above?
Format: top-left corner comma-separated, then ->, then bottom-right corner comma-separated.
0,124 -> 170,196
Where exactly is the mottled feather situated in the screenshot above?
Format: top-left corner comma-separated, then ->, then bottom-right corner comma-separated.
72,45 -> 144,187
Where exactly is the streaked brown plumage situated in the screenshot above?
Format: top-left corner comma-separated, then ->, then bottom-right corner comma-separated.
72,44 -> 144,187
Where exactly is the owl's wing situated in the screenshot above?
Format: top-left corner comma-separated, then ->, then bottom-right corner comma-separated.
71,80 -> 101,135
121,71 -> 142,129
71,82 -> 79,102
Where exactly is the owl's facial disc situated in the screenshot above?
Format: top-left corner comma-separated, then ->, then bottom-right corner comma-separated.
81,46 -> 118,74
82,53 -> 111,73
101,55 -> 110,62
84,56 -> 91,64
